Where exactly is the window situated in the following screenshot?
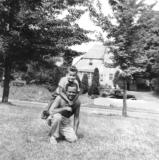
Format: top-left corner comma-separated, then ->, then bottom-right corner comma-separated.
100,74 -> 103,81
87,72 -> 91,79
109,73 -> 113,80
89,60 -> 93,65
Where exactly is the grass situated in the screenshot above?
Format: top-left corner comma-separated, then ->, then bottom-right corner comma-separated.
0,103 -> 159,160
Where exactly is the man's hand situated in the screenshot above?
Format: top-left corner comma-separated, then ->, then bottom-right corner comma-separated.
41,110 -> 50,119
65,106 -> 72,112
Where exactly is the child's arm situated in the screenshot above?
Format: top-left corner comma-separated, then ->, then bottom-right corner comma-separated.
50,97 -> 72,115
59,87 -> 80,106
58,87 -> 71,104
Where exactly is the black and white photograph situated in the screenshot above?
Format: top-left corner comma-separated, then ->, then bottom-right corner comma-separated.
0,0 -> 159,159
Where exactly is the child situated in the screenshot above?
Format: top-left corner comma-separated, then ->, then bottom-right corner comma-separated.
41,66 -> 80,119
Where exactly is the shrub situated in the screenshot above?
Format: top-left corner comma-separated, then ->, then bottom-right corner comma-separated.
151,78 -> 159,93
88,68 -> 100,96
100,92 -> 108,97
23,62 -> 66,92
81,74 -> 88,94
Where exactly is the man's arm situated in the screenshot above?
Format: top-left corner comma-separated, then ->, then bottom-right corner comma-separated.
51,107 -> 72,115
73,102 -> 80,135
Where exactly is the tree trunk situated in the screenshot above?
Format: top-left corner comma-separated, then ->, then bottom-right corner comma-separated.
122,79 -> 127,117
2,57 -> 12,103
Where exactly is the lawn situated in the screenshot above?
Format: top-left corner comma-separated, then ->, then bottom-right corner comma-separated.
0,102 -> 159,160
0,85 -> 93,104
0,85 -> 52,102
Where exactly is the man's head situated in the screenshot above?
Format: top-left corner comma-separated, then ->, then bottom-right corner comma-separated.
67,66 -> 78,82
66,83 -> 78,101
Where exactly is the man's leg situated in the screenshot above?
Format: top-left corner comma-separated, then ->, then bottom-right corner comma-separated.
60,117 -> 77,143
49,113 -> 63,144
60,99 -> 80,142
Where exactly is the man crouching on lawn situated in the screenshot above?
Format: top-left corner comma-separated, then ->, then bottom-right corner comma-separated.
48,82 -> 81,144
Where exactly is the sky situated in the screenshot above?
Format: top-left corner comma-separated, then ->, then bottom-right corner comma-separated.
78,0 -> 159,30
71,0 -> 159,52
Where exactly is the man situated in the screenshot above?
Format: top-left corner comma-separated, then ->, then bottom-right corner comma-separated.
41,66 -> 80,119
48,82 -> 81,144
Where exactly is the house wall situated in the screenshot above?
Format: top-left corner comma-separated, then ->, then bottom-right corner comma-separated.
99,67 -> 117,87
75,58 -> 103,85
75,58 -> 117,88
78,71 -> 93,85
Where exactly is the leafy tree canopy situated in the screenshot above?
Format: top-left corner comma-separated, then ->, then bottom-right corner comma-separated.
89,0 -> 156,73
0,0 -> 90,102
0,0 -> 89,64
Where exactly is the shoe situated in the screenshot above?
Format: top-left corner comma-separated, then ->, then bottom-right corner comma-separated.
47,118 -> 52,126
41,110 -> 50,119
50,136 -> 57,145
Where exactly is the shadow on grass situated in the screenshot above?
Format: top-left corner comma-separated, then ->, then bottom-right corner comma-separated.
38,122 -> 85,144
126,115 -> 159,121
90,112 -> 121,118
88,111 -> 159,122
87,104 -> 159,117
78,133 -> 84,139
0,101 -> 16,106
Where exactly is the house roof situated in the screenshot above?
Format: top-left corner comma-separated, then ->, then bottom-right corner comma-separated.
73,43 -> 115,73
83,43 -> 107,59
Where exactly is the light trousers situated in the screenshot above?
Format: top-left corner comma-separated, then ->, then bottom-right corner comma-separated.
49,113 -> 77,142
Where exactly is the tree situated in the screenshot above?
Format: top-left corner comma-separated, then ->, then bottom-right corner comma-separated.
0,0 -> 43,102
81,73 -> 88,94
88,68 -> 100,96
89,0 -> 154,116
113,64 -> 133,116
0,0 -> 89,102
136,10 -> 159,93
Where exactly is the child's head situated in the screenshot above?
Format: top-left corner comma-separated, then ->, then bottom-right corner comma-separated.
67,66 -> 78,82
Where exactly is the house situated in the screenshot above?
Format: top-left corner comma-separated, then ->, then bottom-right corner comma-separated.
72,43 -> 118,88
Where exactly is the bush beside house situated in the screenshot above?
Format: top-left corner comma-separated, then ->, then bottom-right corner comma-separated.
88,68 -> 100,97
81,74 -> 89,94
